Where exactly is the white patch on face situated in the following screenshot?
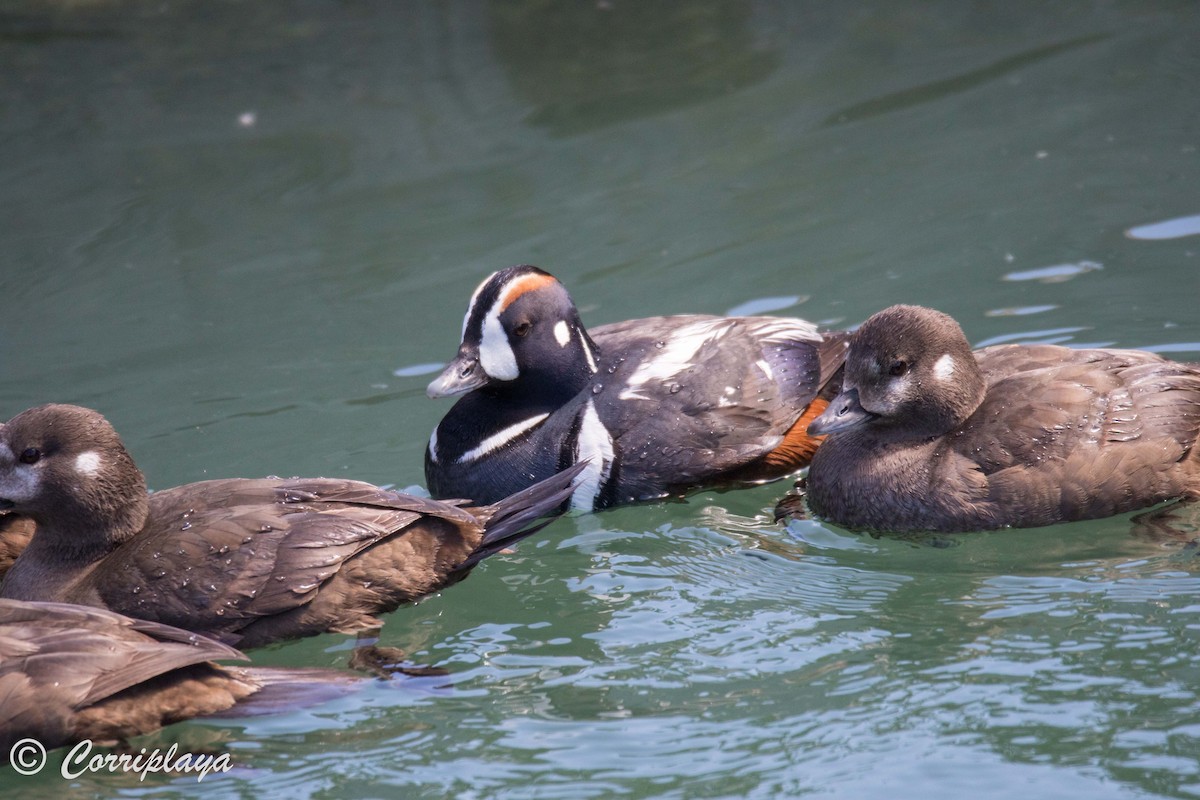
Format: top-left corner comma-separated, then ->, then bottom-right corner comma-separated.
571,399 -> 615,511
554,320 -> 571,347
933,353 -> 956,382
619,319 -> 729,401
74,451 -> 102,476
427,427 -> 440,464
457,413 -> 550,464
478,311 -> 519,381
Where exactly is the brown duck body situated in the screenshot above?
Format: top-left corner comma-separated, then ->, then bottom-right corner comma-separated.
0,404 -> 580,647
803,305 -> 1200,533
0,599 -> 357,758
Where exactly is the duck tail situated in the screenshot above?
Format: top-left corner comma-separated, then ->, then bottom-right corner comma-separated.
458,461 -> 587,571
215,667 -> 364,717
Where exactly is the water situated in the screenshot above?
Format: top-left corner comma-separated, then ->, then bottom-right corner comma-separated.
2,1 -> 1200,797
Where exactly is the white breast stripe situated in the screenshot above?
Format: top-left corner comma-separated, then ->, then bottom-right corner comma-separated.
457,413 -> 550,463
572,399 -> 615,510
619,319 -> 729,401
428,427 -> 440,464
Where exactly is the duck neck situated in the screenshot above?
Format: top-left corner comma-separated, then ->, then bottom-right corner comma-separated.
0,479 -> 149,601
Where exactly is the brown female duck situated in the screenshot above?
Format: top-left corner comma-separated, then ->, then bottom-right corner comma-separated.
800,305 -> 1200,533
1,598 -> 358,759
0,404 -> 580,647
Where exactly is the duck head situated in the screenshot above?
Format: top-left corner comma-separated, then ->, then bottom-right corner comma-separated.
427,265 -> 600,402
808,305 -> 986,440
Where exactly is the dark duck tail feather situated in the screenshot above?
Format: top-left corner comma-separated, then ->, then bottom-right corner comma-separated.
456,461 -> 586,573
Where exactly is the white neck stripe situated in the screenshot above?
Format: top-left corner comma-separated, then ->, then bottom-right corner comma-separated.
457,414 -> 550,464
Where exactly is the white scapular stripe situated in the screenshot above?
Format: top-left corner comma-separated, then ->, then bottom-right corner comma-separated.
618,318 -> 730,400
427,427 -> 440,463
572,400 -> 615,510
457,414 -> 550,464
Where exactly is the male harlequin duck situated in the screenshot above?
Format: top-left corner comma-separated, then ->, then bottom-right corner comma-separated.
0,599 -> 359,757
797,304 -> 1200,533
0,404 -> 582,647
425,265 -> 849,510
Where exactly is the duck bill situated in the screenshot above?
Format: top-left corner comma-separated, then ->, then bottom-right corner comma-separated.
807,388 -> 875,435
426,352 -> 488,399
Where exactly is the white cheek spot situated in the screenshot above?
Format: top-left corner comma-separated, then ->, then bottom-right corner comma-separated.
554,320 -> 571,347
933,353 -> 956,382
572,400 -> 615,511
457,414 -> 550,464
478,309 -> 519,381
75,451 -> 102,476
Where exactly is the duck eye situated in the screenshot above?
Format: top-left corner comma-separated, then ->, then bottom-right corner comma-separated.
513,322 -> 533,338
19,447 -> 41,465
888,360 -> 909,377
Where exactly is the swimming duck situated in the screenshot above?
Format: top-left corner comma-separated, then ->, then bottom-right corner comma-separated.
0,598 -> 358,758
425,265 -> 848,510
799,304 -> 1200,532
0,404 -> 582,647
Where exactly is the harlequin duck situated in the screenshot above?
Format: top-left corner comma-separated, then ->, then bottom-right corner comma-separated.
0,404 -> 583,647
799,304 -> 1200,533
425,265 -> 849,510
0,598 -> 359,757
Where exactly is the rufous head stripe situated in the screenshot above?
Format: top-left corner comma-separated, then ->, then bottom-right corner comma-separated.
497,271 -> 558,312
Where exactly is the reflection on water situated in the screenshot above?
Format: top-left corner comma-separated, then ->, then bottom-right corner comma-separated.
489,0 -> 777,136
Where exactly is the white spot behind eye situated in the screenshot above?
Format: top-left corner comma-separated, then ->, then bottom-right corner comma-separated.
554,320 -> 571,347
933,353 -> 956,381
75,451 -> 102,476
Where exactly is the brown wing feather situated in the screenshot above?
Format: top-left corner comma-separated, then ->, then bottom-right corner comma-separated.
78,478 -> 486,642
0,599 -> 244,754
